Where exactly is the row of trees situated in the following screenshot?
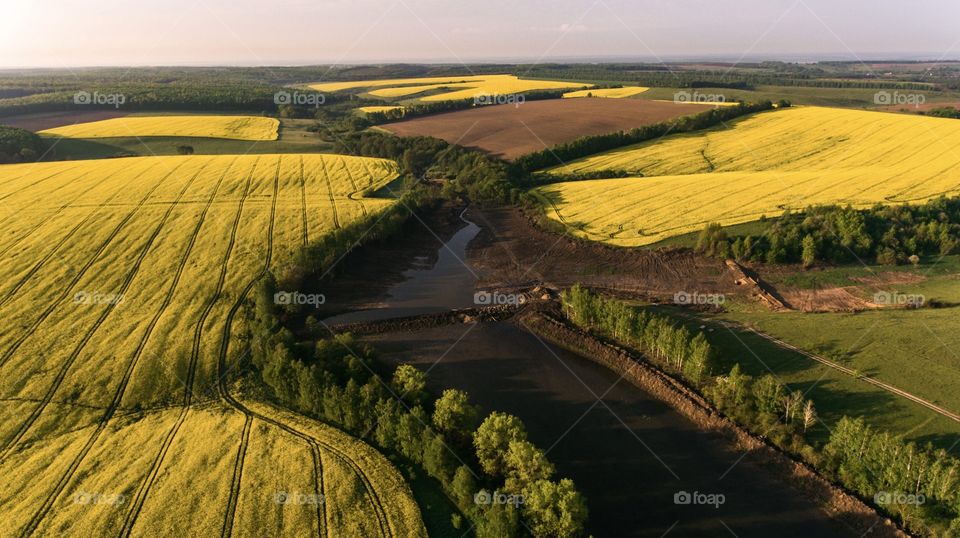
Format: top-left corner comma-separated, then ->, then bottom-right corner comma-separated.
515,101 -> 776,173
521,64 -> 939,91
824,417 -> 960,535
695,197 -> 960,266
0,124 -> 45,163
247,279 -> 588,537
562,285 -> 715,385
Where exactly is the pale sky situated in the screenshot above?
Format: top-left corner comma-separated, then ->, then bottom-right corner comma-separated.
1,0 -> 958,68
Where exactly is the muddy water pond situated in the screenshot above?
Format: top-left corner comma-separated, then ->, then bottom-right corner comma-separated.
328,206 -> 854,537
322,209 -> 480,324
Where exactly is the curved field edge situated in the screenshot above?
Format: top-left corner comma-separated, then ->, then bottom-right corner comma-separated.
0,153 -> 425,537
38,115 -> 280,142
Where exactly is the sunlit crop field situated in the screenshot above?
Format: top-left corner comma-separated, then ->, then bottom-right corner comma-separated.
357,106 -> 405,115
311,74 -> 589,102
0,154 -> 425,537
39,115 -> 280,141
537,107 -> 960,246
562,86 -> 649,98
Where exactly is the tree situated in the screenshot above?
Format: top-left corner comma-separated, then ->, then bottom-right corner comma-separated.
474,412 -> 527,477
753,374 -> 786,416
432,389 -> 480,441
504,440 -> 555,492
783,390 -> 804,423
423,432 -> 456,483
451,465 -> 477,508
801,234 -> 817,268
521,479 -> 589,538
392,364 -> 427,405
474,502 -> 521,538
802,400 -> 818,432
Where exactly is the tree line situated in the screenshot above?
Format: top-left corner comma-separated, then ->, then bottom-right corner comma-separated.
521,64 -> 940,91
0,125 -> 45,163
695,196 -> 960,267
562,284 -> 715,385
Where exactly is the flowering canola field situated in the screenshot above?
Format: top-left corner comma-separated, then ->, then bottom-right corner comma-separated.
40,115 -> 280,141
536,107 -> 960,246
562,87 -> 649,99
0,154 -> 425,537
311,74 -> 589,102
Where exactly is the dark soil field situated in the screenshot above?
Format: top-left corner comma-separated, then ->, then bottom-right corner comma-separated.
381,98 -> 712,160
0,110 -> 129,131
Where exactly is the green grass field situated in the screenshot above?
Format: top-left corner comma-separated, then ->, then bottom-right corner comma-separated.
647,302 -> 960,449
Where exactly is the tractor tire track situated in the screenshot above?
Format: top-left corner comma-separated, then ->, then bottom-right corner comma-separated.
0,166 -> 109,258
210,159 -> 390,535
221,415 -> 252,538
218,157 -> 280,538
317,156 -> 341,229
3,158 -> 222,458
0,162 -> 162,308
300,155 -> 309,246
337,156 -> 367,216
15,158 -> 210,537
0,159 -> 192,370
309,440 -> 327,538
117,157 -> 255,538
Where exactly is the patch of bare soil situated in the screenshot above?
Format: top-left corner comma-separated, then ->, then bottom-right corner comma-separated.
381,98 -> 713,160
467,206 -> 747,302
1,110 -> 129,132
780,287 -> 881,313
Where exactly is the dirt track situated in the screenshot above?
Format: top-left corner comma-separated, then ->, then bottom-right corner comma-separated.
382,98 -> 712,160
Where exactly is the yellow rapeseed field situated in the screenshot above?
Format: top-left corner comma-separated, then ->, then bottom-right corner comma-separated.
0,154 -> 426,537
357,106 -> 405,115
39,115 -> 280,141
310,74 -> 589,103
562,86 -> 649,99
537,107 -> 960,246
